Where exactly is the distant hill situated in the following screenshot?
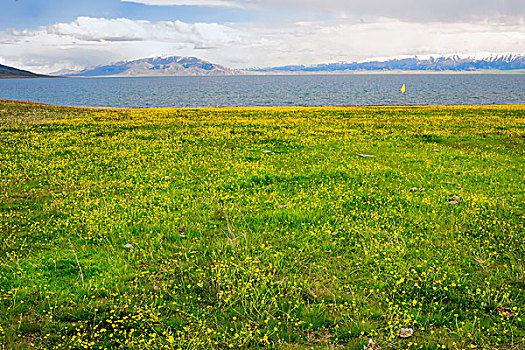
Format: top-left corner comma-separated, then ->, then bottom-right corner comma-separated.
249,54 -> 525,73
59,56 -> 239,77
0,64 -> 48,78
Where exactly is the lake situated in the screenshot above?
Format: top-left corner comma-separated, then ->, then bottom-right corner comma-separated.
0,74 -> 523,108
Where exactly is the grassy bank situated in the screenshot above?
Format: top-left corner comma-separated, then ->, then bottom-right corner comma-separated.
0,101 -> 524,349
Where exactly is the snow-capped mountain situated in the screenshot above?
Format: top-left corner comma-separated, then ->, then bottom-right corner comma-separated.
54,53 -> 525,77
57,56 -> 239,77
249,54 -> 525,73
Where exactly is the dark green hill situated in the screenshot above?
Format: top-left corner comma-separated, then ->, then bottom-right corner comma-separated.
0,64 -> 49,78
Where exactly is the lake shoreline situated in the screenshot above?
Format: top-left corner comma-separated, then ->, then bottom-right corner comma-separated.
1,97 -> 524,110
2,70 -> 524,79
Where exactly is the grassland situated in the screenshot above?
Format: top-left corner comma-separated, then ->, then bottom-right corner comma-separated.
0,100 -> 524,349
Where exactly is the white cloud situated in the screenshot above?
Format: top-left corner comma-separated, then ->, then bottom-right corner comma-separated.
121,0 -> 524,22
269,0 -> 524,19
11,17 -> 239,45
211,19 -> 525,68
121,0 -> 247,8
0,16 -> 523,74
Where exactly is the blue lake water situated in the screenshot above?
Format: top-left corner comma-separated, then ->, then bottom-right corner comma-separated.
0,74 -> 523,108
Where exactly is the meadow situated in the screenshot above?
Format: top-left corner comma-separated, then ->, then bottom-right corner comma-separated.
0,100 -> 524,349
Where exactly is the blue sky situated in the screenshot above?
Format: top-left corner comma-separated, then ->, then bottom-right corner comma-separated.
1,0 -> 323,30
2,1 -> 245,29
1,0 -> 523,73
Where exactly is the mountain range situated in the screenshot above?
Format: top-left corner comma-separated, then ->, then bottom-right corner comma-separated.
1,54 -> 524,79
59,54 -> 525,76
249,54 -> 525,73
58,56 -> 238,77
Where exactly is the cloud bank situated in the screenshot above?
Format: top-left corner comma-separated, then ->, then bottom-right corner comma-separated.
125,0 -> 524,22
121,0 -> 247,8
1,16 -> 523,73
11,17 -> 238,45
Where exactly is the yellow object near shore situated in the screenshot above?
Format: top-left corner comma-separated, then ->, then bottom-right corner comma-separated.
401,84 -> 406,93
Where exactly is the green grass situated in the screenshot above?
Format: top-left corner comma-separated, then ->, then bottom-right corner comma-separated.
0,101 -> 524,349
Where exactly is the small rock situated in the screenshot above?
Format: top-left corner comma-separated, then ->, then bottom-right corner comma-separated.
399,328 -> 413,338
432,149 -> 439,152
263,150 -> 272,154
359,154 -> 376,158
410,187 -> 419,191
447,195 -> 460,204
497,307 -> 515,318
279,205 -> 288,209
363,339 -> 381,350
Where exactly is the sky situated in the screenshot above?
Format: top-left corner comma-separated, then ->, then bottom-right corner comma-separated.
0,0 -> 524,73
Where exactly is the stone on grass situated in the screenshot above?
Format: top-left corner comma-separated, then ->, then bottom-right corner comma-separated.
399,328 -> 413,338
